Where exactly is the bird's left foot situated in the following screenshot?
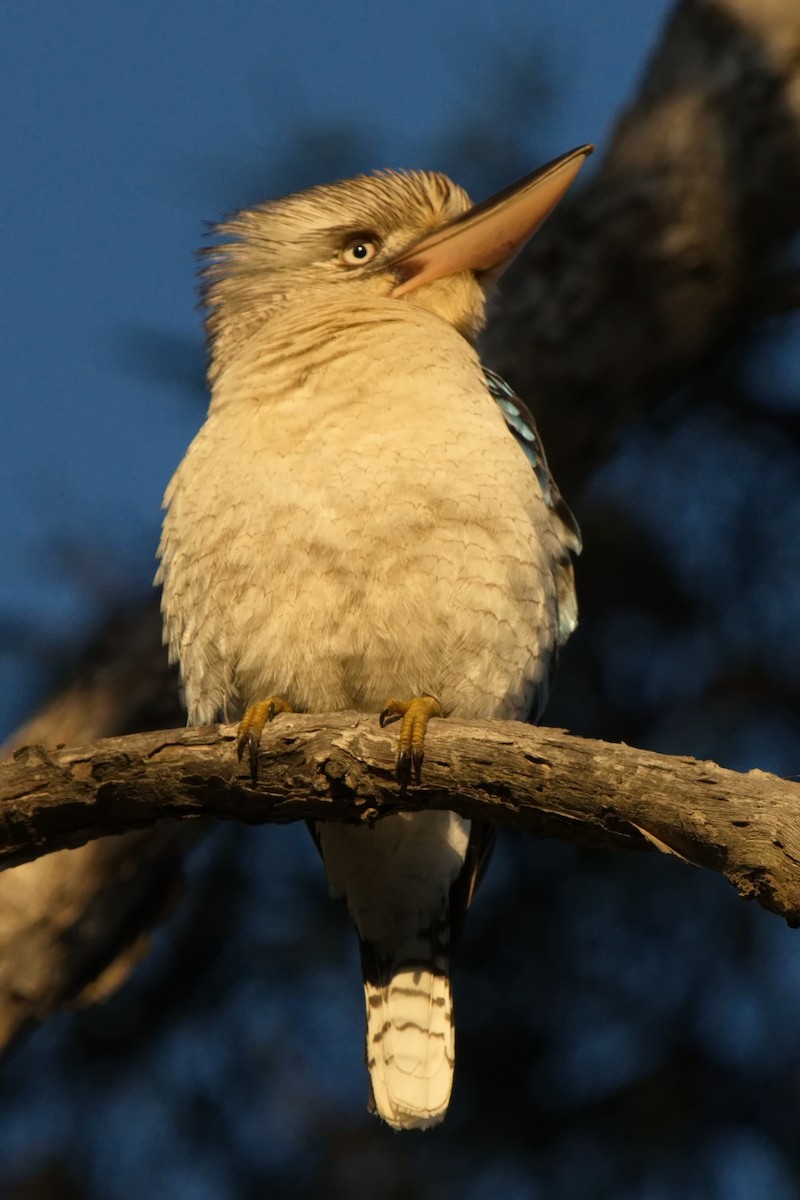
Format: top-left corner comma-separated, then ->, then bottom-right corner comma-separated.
237,696 -> 294,783
379,695 -> 444,784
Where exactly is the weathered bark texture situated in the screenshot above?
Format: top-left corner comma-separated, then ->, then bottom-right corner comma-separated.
3,0 -> 800,1046
5,715 -> 800,924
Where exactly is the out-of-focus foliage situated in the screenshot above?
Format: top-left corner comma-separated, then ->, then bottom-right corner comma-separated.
4,41 -> 800,1200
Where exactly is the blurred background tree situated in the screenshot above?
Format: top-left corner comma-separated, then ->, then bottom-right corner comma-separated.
2,1 -> 800,1197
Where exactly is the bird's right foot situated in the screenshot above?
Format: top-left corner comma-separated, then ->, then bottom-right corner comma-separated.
237,697 -> 294,783
379,695 -> 444,785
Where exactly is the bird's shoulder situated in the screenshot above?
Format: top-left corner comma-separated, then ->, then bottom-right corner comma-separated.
483,367 -> 581,554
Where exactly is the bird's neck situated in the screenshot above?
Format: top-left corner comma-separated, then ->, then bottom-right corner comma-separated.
207,297 -> 478,411
206,264 -> 488,388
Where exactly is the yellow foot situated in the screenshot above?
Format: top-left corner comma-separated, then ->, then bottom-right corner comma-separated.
379,695 -> 444,784
236,697 -> 294,783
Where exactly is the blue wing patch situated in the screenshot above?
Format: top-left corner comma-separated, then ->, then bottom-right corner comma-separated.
483,367 -> 582,552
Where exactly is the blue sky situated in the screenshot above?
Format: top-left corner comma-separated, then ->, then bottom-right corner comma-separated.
1,0 -> 672,735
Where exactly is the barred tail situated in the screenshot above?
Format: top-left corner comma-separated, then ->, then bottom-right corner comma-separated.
362,917 -> 454,1131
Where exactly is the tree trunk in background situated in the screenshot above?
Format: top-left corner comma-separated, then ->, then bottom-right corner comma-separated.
0,605 -> 187,1050
485,0 -> 800,491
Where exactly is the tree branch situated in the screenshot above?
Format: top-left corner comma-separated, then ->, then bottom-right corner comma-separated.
5,715 -> 800,924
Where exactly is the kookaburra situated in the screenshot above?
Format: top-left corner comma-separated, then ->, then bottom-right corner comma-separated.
157,145 -> 591,1130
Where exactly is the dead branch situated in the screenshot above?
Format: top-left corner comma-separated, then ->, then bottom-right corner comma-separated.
5,714 -> 800,924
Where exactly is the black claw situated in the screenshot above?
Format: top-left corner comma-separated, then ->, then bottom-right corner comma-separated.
236,738 -> 245,763
411,748 -> 424,783
379,707 -> 395,728
267,701 -> 277,722
248,732 -> 260,784
396,748 -> 412,786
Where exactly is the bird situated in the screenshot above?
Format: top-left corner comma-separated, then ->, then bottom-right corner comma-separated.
156,144 -> 590,1130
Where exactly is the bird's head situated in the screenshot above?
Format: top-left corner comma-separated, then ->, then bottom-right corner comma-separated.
202,146 -> 592,374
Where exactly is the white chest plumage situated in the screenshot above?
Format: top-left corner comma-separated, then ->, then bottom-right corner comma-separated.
158,300 -> 562,728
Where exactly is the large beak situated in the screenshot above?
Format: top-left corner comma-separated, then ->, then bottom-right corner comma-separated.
390,144 -> 593,297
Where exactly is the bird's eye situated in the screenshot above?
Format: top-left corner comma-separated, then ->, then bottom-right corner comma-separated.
340,236 -> 380,267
